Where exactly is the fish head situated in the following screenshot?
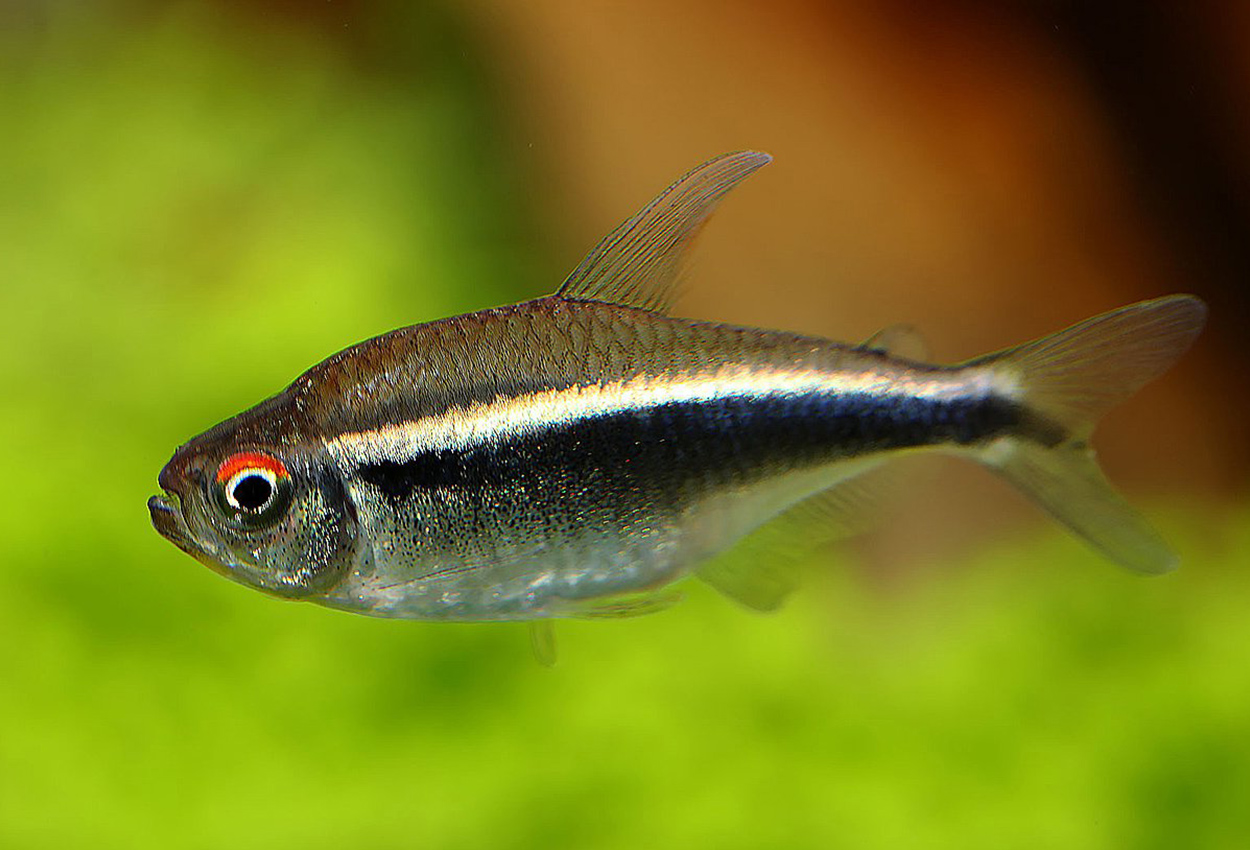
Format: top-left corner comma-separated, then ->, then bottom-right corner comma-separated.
149,412 -> 360,599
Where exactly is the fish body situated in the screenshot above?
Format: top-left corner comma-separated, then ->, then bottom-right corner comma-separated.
150,152 -> 1207,622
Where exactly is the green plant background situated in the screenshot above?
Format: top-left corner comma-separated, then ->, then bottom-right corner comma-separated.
2,7 -> 1247,849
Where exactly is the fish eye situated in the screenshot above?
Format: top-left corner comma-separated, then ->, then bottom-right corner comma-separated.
229,470 -> 275,512
212,451 -> 293,528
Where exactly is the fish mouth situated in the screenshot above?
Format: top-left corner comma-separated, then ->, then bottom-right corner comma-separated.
148,491 -> 202,558
148,492 -> 178,532
149,488 -> 243,582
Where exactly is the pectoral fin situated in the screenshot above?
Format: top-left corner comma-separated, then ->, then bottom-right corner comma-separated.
528,620 -> 558,667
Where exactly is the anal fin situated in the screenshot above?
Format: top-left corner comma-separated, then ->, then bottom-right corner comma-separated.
695,547 -> 800,612
696,460 -> 895,611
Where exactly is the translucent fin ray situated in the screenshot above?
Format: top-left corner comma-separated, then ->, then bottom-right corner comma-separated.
554,588 -> 685,619
696,462 -> 893,612
986,441 -> 1177,574
528,621 -> 557,667
971,295 -> 1207,440
695,546 -> 801,613
556,151 -> 772,314
972,294 -> 1207,574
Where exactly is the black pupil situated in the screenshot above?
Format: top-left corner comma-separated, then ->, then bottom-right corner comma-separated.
233,474 -> 273,511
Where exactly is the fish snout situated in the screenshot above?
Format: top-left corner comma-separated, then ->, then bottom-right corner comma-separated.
151,451 -> 201,549
157,454 -> 189,495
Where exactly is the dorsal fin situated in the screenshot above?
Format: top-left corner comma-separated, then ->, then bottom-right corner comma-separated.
556,151 -> 772,313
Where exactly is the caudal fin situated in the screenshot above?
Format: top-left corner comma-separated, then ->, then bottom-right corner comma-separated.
971,295 -> 1207,574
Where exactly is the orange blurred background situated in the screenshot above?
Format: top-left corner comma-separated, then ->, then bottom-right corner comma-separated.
217,0 -> 1246,562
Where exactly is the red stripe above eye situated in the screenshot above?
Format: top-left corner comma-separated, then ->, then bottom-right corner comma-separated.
216,451 -> 289,483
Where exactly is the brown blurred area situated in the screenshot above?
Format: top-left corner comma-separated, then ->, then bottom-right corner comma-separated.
183,1 -> 1250,560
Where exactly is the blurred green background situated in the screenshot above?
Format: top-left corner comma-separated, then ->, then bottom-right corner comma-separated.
2,3 -> 1248,848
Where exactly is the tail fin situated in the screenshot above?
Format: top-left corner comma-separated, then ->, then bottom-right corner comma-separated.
971,295 -> 1207,574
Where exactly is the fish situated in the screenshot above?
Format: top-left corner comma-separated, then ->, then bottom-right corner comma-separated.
150,150 -> 1207,634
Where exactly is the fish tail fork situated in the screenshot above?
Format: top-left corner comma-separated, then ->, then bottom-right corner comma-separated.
970,295 -> 1208,574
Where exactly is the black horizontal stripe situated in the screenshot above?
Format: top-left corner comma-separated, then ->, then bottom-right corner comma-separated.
355,389 -> 1023,509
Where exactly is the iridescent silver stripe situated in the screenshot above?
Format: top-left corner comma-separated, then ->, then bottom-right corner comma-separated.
325,363 -> 1004,466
